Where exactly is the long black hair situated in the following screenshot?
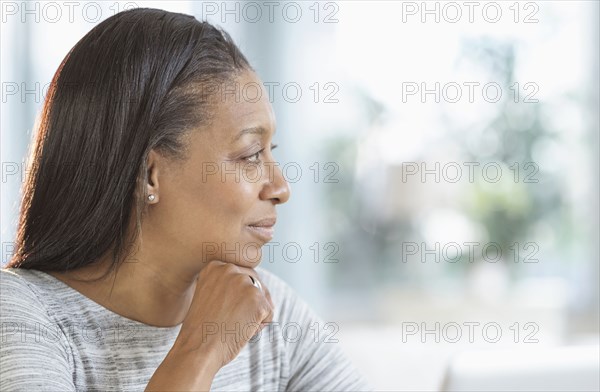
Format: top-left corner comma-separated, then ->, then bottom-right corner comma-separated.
6,8 -> 252,281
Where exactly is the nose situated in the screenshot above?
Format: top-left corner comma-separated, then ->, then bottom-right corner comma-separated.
260,162 -> 290,204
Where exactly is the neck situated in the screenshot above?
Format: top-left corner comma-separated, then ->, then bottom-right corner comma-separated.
49,253 -> 199,328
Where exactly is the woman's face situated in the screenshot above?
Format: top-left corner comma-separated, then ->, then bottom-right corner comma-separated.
143,70 -> 290,273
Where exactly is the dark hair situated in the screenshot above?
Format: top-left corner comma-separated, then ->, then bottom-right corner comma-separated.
6,8 -> 252,281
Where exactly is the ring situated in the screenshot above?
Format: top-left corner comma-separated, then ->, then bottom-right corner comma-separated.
249,275 -> 262,291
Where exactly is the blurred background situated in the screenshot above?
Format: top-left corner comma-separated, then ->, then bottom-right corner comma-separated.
2,1 -> 598,390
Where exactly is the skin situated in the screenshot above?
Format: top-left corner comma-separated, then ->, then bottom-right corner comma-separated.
48,69 -> 291,328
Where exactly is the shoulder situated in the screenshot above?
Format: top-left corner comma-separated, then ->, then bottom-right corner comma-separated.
254,266 -> 289,293
1,267 -> 41,301
254,266 -> 299,307
0,269 -> 76,390
0,268 -> 54,322
254,266 -> 323,325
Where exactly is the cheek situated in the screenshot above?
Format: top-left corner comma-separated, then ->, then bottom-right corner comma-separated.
191,179 -> 263,264
179,173 -> 260,235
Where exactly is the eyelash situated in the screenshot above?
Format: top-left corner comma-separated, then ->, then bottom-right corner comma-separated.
243,143 -> 278,164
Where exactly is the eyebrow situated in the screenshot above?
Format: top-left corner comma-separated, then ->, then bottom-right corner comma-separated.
231,126 -> 276,143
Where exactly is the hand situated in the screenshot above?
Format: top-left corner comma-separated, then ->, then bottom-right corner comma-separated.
172,260 -> 275,371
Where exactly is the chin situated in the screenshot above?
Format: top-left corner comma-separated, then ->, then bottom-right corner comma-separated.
198,230 -> 267,266
212,239 -> 263,267
237,241 -> 264,267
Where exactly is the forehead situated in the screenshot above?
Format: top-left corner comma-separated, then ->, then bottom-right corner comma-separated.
210,71 -> 276,142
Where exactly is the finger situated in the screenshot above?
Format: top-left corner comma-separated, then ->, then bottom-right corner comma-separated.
264,287 -> 274,309
235,265 -> 260,281
260,309 -> 273,326
262,297 -> 274,324
238,268 -> 266,294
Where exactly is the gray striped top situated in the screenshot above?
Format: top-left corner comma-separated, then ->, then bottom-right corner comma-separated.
0,266 -> 373,391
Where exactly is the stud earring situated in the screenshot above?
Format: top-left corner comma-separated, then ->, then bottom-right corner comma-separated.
148,194 -> 156,202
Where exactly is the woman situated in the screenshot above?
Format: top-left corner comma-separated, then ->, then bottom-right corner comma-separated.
0,7 -> 373,392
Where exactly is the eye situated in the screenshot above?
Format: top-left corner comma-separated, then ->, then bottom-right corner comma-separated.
245,149 -> 263,163
243,143 -> 278,164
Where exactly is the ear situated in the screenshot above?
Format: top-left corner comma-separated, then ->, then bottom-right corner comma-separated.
146,149 -> 161,204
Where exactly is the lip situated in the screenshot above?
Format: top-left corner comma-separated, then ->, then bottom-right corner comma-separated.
248,217 -> 276,227
246,225 -> 275,242
246,217 -> 276,242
